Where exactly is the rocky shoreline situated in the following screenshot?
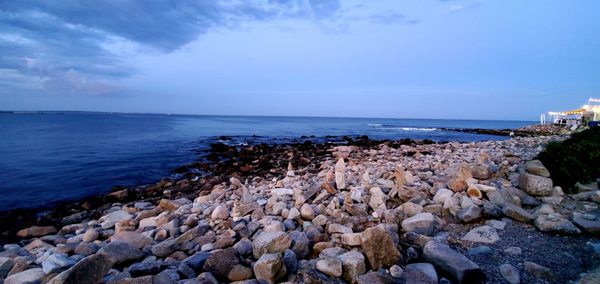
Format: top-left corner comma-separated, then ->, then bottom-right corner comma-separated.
1,131 -> 600,284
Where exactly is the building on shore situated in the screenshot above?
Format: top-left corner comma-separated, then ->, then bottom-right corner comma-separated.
542,98 -> 600,127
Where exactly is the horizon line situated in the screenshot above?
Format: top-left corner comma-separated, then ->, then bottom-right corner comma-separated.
0,109 -> 537,123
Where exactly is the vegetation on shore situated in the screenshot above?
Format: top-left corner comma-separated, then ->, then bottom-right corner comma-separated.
537,127 -> 600,193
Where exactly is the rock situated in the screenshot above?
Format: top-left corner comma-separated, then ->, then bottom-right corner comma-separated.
48,253 -> 112,284
42,253 -> 77,274
283,249 -> 298,274
182,252 -> 210,272
4,268 -> 45,284
462,226 -> 500,244
356,270 -> 398,284
592,191 -> 600,204
152,239 -> 179,258
368,187 -> 388,210
518,173 -> 553,196
502,204 -> 535,223
0,257 -> 15,278
128,261 -> 164,278
458,204 -> 482,223
524,261 -> 556,282
470,164 -> 492,180
111,231 -> 153,249
313,214 -> 328,226
211,205 -> 229,220
252,231 -> 291,259
338,251 -> 366,284
534,214 -> 581,235
466,186 -> 483,199
316,258 -> 343,277
227,264 -> 253,282
335,158 -> 347,190
101,210 -> 133,229
159,198 -> 191,211
197,272 -> 219,284
203,248 -> 241,280
448,164 -> 472,192
16,226 -> 57,238
289,231 -> 310,259
253,253 -> 286,284
423,241 -> 484,283
397,202 -> 423,218
361,224 -> 402,270
271,188 -> 294,196
525,160 -> 550,177
401,213 -> 442,236
573,213 -> 600,236
98,241 -> 144,265
328,223 -> 353,234
74,242 -> 100,256
499,264 -> 520,284
287,207 -> 301,220
467,246 -> 493,256
433,188 -> 454,204
341,233 -> 362,246
390,265 -> 403,278
486,219 -> 507,230
300,204 -> 315,220
82,229 -> 99,242
404,263 -> 438,284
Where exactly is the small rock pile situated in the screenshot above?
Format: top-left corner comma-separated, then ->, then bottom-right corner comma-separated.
1,135 -> 600,284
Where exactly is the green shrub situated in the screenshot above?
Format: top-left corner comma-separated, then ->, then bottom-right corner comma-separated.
537,127 -> 600,193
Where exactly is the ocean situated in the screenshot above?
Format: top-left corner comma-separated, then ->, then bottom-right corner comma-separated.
0,112 -> 534,211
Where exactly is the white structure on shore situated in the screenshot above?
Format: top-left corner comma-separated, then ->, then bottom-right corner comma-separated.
541,97 -> 600,126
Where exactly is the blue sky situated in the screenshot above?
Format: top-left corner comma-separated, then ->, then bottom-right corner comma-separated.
1,0 -> 599,120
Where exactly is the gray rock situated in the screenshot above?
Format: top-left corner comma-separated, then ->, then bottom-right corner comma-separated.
253,253 -> 286,284
518,173 -> 553,196
4,268 -> 45,284
458,204 -> 482,223
316,258 -> 342,277
356,270 -> 398,284
289,231 -> 310,259
0,257 -> 16,278
361,224 -> 402,270
182,252 -> 210,272
502,204 -> 535,223
339,251 -> 366,284
525,160 -> 550,177
151,239 -> 179,258
467,246 -> 493,256
423,241 -> 484,283
404,263 -> 438,284
98,241 -> 144,265
129,261 -> 164,277
283,249 -> 298,274
500,264 -> 520,284
111,231 -> 153,249
401,213 -> 442,236
48,253 -> 113,284
390,265 -> 403,278
178,263 -> 196,279
74,241 -> 100,256
462,226 -> 500,244
42,253 -> 77,274
534,215 -> 581,235
233,238 -> 253,256
197,272 -> 219,284
573,213 -> 600,236
252,231 -> 291,259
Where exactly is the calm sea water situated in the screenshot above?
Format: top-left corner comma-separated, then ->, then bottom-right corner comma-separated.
0,112 -> 533,211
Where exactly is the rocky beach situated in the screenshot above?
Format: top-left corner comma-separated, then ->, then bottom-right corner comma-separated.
1,127 -> 599,284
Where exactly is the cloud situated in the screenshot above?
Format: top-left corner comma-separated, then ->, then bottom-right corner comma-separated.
442,2 -> 481,14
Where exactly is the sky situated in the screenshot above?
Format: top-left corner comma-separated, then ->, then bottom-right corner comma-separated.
1,0 -> 599,121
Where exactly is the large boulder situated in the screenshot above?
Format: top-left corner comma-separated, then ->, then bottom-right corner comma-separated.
401,213 -> 442,236
48,253 -> 113,284
518,173 -> 553,196
534,215 -> 581,235
361,224 -> 402,270
252,231 -> 291,259
423,241 -> 485,283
